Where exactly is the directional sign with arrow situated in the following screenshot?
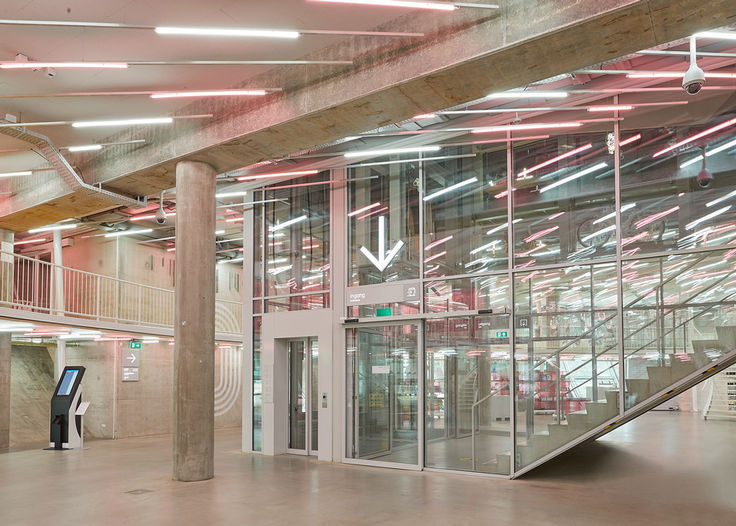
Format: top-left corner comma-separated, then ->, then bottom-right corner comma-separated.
123,349 -> 139,367
359,215 -> 405,272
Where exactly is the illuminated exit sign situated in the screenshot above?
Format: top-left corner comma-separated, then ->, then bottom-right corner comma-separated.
495,331 -> 508,338
129,341 -> 142,349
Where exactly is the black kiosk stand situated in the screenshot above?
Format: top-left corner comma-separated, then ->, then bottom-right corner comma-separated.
49,366 -> 86,450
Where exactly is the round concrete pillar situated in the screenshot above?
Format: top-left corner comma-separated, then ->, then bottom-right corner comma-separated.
173,160 -> 216,482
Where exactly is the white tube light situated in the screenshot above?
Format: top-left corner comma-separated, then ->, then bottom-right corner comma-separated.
685,206 -> 731,230
593,203 -> 636,224
28,223 -> 79,233
0,62 -> 128,69
487,90 -> 568,99
310,0 -> 457,10
680,138 -> 736,169
155,27 -> 299,39
581,224 -> 616,243
151,90 -> 268,99
538,162 -> 608,193
344,146 -> 440,158
470,239 -> 501,255
695,31 -> 736,41
218,257 -> 244,264
486,218 -> 521,235
269,215 -> 307,232
0,170 -> 32,177
104,228 -> 154,238
216,191 -> 248,198
707,189 -> 736,208
72,117 -> 173,128
423,177 -> 478,201
215,230 -> 225,235
68,144 -> 103,152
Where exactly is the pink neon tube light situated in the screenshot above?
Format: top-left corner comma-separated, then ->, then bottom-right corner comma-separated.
0,62 -> 128,69
151,90 -> 268,99
348,202 -> 382,217
237,169 -> 319,181
517,143 -> 592,178
652,117 -> 736,158
310,0 -> 456,11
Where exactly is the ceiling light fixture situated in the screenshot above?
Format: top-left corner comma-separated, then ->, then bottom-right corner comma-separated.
28,223 -> 79,233
587,105 -> 633,112
151,89 -> 270,99
216,191 -> 248,198
236,169 -> 319,181
67,144 -> 103,152
517,143 -> 593,178
348,202 -> 382,217
619,134 -> 642,146
72,117 -> 174,128
695,31 -> 736,41
0,61 -> 128,69
652,117 -> 736,158
425,235 -> 453,251
685,206 -> 732,230
0,170 -> 32,177
130,212 -> 176,222
487,90 -> 568,99
269,215 -> 308,232
680,137 -> 736,169
413,113 -> 437,119
104,229 -> 154,238
423,177 -> 478,201
538,162 -> 608,193
344,146 -> 440,158
471,122 -> 582,134
627,71 -> 736,79
13,238 -> 46,246
706,189 -> 736,208
155,26 -> 299,38
310,0 -> 458,10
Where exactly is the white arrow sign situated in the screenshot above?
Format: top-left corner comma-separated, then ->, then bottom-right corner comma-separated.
360,215 -> 405,272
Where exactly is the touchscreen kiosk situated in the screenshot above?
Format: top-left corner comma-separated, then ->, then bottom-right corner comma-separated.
50,366 -> 86,450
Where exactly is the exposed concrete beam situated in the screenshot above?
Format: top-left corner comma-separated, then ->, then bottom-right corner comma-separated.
3,0 -> 736,230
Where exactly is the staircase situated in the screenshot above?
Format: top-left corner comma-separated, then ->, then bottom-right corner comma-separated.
704,364 -> 736,421
495,325 -> 736,477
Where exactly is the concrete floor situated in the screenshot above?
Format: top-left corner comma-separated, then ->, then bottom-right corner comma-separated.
1,413 -> 734,526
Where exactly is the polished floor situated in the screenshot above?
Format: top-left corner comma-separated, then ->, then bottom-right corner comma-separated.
1,412 -> 734,525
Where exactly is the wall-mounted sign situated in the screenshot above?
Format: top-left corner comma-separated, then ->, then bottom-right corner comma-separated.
123,349 -> 139,367
122,367 -> 139,382
359,216 -> 405,272
347,280 -> 421,306
129,341 -> 142,349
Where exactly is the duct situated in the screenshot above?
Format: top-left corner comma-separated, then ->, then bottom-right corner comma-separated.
0,122 -> 144,209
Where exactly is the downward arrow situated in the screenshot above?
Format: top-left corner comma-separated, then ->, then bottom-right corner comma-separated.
360,215 -> 405,272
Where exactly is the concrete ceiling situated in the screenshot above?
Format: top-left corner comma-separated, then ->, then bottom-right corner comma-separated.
1,0 -> 736,234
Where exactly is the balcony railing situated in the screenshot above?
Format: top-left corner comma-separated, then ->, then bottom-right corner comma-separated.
0,250 -> 243,338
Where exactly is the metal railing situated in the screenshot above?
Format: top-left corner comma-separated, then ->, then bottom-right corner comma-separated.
0,250 -> 243,337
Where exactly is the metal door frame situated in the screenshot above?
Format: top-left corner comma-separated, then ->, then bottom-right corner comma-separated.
287,337 -> 318,457
344,319 -> 423,471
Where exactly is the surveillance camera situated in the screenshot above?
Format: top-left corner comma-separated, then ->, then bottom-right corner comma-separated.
697,168 -> 714,188
155,206 -> 167,225
682,64 -> 705,95
45,67 -> 56,78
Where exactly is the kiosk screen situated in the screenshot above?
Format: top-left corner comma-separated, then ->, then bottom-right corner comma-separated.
57,369 -> 79,396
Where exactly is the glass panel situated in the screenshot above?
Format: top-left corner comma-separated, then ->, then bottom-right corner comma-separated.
254,189 -> 263,298
513,129 -> 616,267
253,316 -> 262,452
311,339 -> 319,452
288,340 -> 307,451
347,300 -> 420,319
425,274 -> 510,313
425,315 -> 511,474
265,172 -> 330,299
620,115 -> 736,255
423,146 -> 508,275
346,324 -> 418,465
514,262 -> 620,470
348,161 -> 420,287
265,293 -> 329,312
623,250 -> 736,410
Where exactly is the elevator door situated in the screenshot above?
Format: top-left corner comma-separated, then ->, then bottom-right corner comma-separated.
288,338 -> 318,455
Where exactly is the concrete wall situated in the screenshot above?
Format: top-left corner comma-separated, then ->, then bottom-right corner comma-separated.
7,340 -> 241,448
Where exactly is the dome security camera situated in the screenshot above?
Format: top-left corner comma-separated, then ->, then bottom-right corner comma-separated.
155,190 -> 167,224
683,36 -> 705,96
697,167 -> 714,188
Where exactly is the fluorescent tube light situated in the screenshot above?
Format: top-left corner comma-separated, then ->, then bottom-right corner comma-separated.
216,191 -> 248,198
72,117 -> 173,128
68,144 -> 103,152
104,229 -> 154,238
653,117 -> 736,158
472,122 -> 581,134
348,202 -> 382,217
0,170 -> 32,177
344,146 -> 440,158
269,215 -> 308,232
0,62 -> 128,69
587,105 -> 633,112
517,143 -> 592,178
155,26 -> 299,38
28,224 -> 79,233
685,206 -> 731,230
593,203 -> 636,224
151,90 -> 269,99
581,224 -> 616,242
14,238 -> 46,245
236,170 -> 319,181
487,91 -> 567,99
619,134 -> 642,146
707,189 -> 736,208
310,0 -> 457,10
696,31 -> 736,41
423,177 -> 478,201
538,162 -> 608,193
425,235 -> 453,251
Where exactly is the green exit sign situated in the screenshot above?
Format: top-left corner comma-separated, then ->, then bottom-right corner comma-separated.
376,308 -> 392,317
129,341 -> 142,349
495,331 -> 508,338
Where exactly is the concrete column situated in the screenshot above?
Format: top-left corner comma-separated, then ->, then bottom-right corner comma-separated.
173,161 -> 216,482
0,229 -> 13,450
52,229 -> 64,315
54,339 -> 66,383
